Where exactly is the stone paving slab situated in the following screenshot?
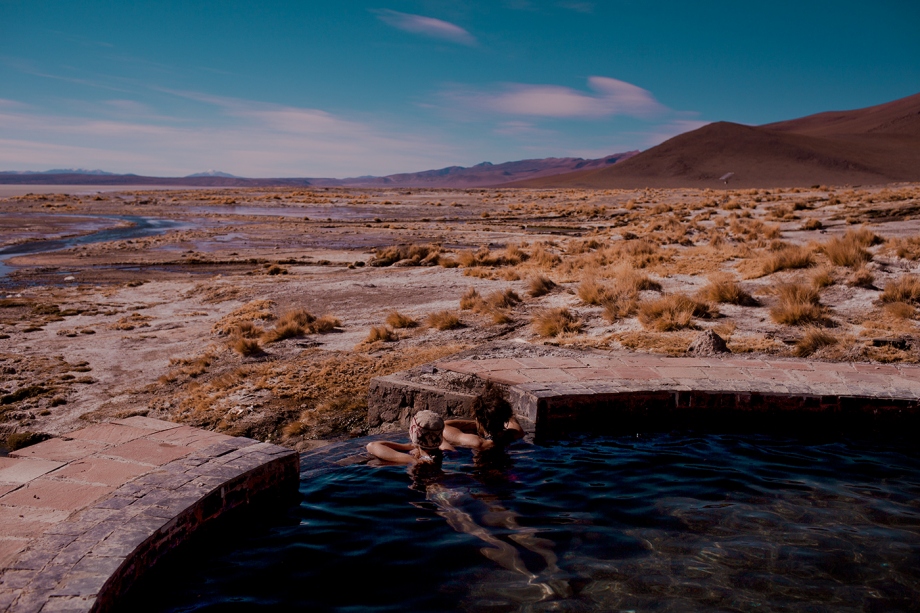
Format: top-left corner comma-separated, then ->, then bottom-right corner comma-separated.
0,419 -> 299,613
369,343 -> 920,432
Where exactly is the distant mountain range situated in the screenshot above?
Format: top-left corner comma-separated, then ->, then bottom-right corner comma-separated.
513,91 -> 920,189
0,152 -> 638,188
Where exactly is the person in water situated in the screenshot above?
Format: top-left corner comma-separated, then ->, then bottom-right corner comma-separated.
443,384 -> 524,450
366,410 -> 453,465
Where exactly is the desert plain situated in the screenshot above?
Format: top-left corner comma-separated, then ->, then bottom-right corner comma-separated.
1,183 -> 919,450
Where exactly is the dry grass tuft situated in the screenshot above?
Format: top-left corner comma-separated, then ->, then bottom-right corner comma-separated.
794,327 -> 838,357
822,233 -> 873,268
578,277 -> 608,305
486,289 -> 522,310
310,315 -> 342,333
613,331 -> 696,356
528,275 -> 556,297
365,326 -> 396,343
638,294 -> 717,331
230,337 -> 263,356
769,283 -> 829,326
532,308 -> 582,337
800,219 -> 823,231
460,287 -> 482,310
811,266 -> 836,289
847,266 -> 875,289
698,276 -> 759,306
760,245 -> 814,276
213,300 -> 275,336
261,309 -> 321,343
883,301 -> 916,320
888,236 -> 920,261
879,275 -> 920,305
385,311 -> 417,328
427,311 -> 462,330
370,243 -> 440,267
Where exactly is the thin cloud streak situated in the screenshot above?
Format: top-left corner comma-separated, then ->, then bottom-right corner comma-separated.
0,95 -> 462,177
441,76 -> 667,119
373,9 -> 477,45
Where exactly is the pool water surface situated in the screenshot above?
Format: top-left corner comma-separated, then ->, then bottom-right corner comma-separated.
120,431 -> 920,612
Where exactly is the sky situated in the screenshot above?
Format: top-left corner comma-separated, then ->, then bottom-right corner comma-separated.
1,0 -> 918,177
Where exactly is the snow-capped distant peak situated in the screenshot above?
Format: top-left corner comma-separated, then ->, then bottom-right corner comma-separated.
186,170 -> 238,178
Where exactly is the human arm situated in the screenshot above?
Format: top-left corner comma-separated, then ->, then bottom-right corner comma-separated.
366,441 -> 416,464
443,424 -> 493,450
444,419 -> 478,434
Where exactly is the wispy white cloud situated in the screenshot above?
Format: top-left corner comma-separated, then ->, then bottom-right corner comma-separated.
373,9 -> 476,46
0,94 -> 461,177
441,76 -> 666,119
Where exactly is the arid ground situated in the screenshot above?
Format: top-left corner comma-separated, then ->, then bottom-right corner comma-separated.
2,184 -> 919,450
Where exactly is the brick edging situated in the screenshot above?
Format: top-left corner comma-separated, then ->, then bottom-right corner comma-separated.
3,437 -> 299,613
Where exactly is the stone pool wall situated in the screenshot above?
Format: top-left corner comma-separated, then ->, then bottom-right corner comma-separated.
368,343 -> 920,432
0,417 -> 299,613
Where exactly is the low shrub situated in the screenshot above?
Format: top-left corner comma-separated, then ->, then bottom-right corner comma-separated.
794,327 -> 838,357
385,311 -> 417,328
638,294 -> 717,332
427,311 -> 462,330
365,326 -> 395,343
698,276 -> 759,306
231,337 -> 263,356
528,275 -> 556,297
761,245 -> 814,275
879,275 -> 920,304
532,308 -> 582,337
769,283 -> 829,326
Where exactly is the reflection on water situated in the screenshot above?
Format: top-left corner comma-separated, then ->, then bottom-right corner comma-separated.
119,431 -> 920,612
0,215 -> 188,279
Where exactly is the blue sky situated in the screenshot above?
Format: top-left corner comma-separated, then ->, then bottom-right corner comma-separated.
1,0 -> 918,177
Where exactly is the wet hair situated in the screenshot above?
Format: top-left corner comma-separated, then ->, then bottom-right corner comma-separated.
472,383 -> 513,441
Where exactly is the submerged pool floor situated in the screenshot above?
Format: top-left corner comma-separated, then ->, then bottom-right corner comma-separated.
120,431 -> 920,612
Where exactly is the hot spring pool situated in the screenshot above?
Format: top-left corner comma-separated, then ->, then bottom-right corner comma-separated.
121,431 -> 920,612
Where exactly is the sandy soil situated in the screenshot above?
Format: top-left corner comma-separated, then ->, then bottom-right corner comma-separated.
1,184 -> 918,449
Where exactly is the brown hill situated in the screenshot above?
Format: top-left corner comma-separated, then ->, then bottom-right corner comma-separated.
513,92 -> 920,189
311,151 -> 639,188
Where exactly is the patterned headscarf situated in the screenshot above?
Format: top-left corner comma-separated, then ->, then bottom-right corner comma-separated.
408,410 -> 444,450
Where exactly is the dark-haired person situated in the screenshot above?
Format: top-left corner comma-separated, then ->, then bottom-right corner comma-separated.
443,387 -> 524,450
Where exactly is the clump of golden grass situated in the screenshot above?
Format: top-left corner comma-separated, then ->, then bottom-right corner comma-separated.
486,289 -> 521,310
698,275 -> 759,306
811,266 -> 836,289
532,308 -> 582,337
638,294 -> 717,331
883,301 -> 915,320
233,321 -> 264,338
794,327 -> 838,357
427,311 -> 462,330
460,287 -> 482,310
888,236 -> 920,260
847,266 -> 875,289
528,275 -> 556,297
230,337 -> 262,356
578,277 -> 608,305
821,233 -> 872,268
385,311 -> 417,328
769,283 -> 829,326
801,219 -> 823,231
365,326 -> 396,343
309,315 -> 341,333
879,275 -> 920,305
213,300 -> 276,335
454,244 -> 529,268
261,309 -> 315,343
613,331 -> 696,356
370,243 -> 440,267
760,245 -> 814,276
